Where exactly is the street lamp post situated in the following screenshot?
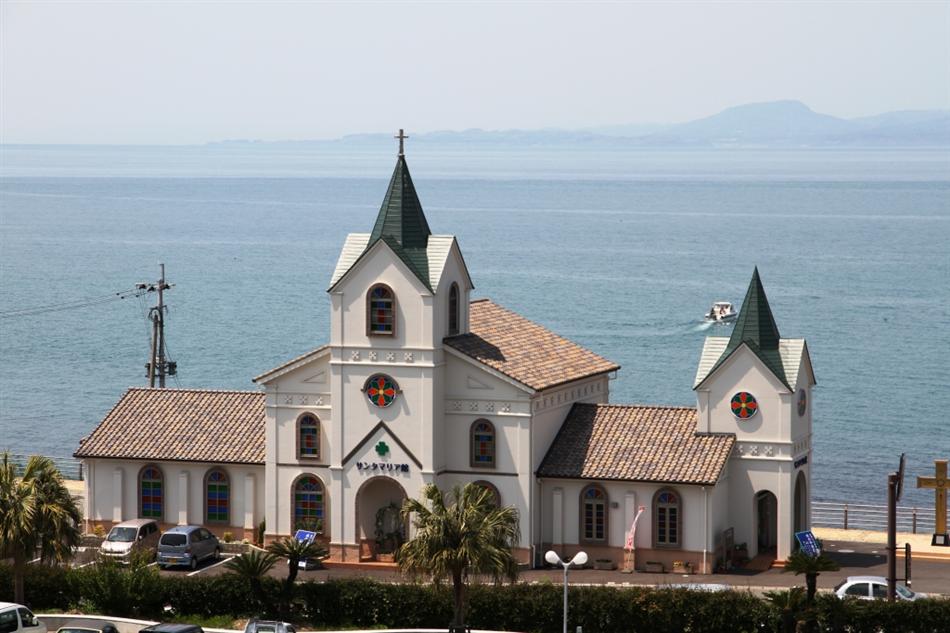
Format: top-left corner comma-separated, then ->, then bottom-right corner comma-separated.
545,550 -> 588,633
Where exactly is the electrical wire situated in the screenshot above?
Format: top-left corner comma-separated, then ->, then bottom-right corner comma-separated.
0,287 -> 150,319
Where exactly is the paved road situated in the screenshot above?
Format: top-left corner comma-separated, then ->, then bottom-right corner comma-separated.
167,539 -> 950,596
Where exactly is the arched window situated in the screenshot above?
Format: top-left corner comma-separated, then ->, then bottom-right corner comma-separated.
581,485 -> 607,542
367,284 -> 395,335
298,413 -> 320,459
654,489 -> 681,547
470,419 -> 495,468
448,283 -> 460,335
472,480 -> 501,507
205,469 -> 230,524
293,475 -> 326,534
139,464 -> 164,519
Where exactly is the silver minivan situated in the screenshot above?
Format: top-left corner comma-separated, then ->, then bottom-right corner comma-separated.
157,526 -> 221,570
99,519 -> 160,562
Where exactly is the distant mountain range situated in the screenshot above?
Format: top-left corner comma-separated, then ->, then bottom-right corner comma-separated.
214,100 -> 950,148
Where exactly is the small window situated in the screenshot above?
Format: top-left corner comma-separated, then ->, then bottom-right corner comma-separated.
139,464 -> 164,519
367,284 -> 395,335
581,485 -> 607,541
298,414 -> 321,459
448,282 -> 460,335
845,582 -> 869,597
0,610 -> 17,633
654,489 -> 681,547
871,583 -> 887,599
16,609 -> 37,629
470,419 -> 495,468
205,469 -> 230,524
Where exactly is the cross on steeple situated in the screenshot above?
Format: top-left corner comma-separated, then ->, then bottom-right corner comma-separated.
395,128 -> 409,156
917,459 -> 950,546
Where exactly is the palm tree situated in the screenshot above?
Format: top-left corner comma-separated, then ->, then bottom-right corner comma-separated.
0,453 -> 82,603
225,548 -> 278,611
398,483 -> 520,631
783,549 -> 840,605
267,536 -> 329,614
765,587 -> 806,633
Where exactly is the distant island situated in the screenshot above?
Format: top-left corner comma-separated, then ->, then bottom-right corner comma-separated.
212,100 -> 950,148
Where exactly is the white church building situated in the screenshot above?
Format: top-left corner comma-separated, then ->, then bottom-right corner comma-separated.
75,147 -> 815,572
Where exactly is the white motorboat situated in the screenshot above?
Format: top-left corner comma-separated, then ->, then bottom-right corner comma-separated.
705,301 -> 737,323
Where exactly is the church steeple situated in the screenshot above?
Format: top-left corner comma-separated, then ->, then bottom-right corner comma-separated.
696,267 -> 790,390
728,267 -> 781,353
363,131 -> 433,289
369,153 -> 431,250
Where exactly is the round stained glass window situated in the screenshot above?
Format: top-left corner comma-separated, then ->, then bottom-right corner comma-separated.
797,389 -> 807,417
731,391 -> 758,419
365,374 -> 399,408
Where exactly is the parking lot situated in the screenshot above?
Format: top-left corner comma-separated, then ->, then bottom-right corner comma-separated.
46,537 -> 950,597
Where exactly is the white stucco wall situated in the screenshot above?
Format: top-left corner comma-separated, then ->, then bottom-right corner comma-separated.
83,458 -> 264,530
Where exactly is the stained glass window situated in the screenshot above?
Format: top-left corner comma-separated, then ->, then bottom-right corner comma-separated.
472,480 -> 501,507
731,391 -> 758,419
448,283 -> 460,335
293,475 -> 324,533
206,469 -> 229,523
368,285 -> 394,334
365,374 -> 398,408
299,414 -> 320,458
140,465 -> 163,519
582,485 -> 607,541
655,489 -> 680,546
471,420 -> 495,467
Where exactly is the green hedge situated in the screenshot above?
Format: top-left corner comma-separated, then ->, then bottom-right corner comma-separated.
2,564 -> 948,633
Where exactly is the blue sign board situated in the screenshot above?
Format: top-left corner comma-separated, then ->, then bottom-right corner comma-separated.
294,529 -> 316,545
795,530 -> 820,557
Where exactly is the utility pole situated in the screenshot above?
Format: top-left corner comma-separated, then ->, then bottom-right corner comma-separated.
138,263 -> 176,388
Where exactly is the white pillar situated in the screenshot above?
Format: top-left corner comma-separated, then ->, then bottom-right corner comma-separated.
552,488 -> 564,546
112,468 -> 123,522
178,471 -> 189,525
244,473 -> 256,530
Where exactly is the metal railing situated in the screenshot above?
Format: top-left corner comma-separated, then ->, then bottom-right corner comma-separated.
5,453 -> 83,480
813,500 -> 940,534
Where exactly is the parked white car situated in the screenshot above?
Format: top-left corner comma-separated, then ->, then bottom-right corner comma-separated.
0,603 -> 47,633
834,576 -> 927,601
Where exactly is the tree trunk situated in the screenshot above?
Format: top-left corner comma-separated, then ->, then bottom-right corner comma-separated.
805,573 -> 817,604
452,568 -> 465,627
13,554 -> 25,605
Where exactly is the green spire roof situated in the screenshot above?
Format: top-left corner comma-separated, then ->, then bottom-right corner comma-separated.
370,155 -> 431,248
700,268 -> 790,390
367,155 -> 432,289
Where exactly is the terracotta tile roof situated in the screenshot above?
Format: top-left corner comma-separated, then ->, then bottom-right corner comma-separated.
537,404 -> 734,485
444,299 -> 620,392
74,388 -> 265,464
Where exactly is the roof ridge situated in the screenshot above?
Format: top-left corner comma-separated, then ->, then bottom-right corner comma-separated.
469,297 -> 491,304
126,387 -> 264,395
589,403 -> 697,411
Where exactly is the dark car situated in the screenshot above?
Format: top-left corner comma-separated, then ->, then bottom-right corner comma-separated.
157,526 -> 220,570
56,620 -> 119,633
139,625 -> 204,633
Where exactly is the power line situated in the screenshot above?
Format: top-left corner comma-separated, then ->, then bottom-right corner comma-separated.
0,287 -> 149,319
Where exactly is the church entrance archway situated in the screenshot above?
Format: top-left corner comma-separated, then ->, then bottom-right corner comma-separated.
355,477 -> 408,560
755,490 -> 778,555
794,472 -> 807,536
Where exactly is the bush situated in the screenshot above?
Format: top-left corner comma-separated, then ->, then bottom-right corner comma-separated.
2,563 -> 949,632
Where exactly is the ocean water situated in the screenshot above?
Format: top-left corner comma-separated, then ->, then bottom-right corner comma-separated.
1,144 -> 948,511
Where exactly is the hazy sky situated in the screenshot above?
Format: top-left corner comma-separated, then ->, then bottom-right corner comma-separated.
2,1 -> 948,144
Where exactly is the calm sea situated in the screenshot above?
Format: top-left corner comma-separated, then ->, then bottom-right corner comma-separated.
1,144 -> 948,510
